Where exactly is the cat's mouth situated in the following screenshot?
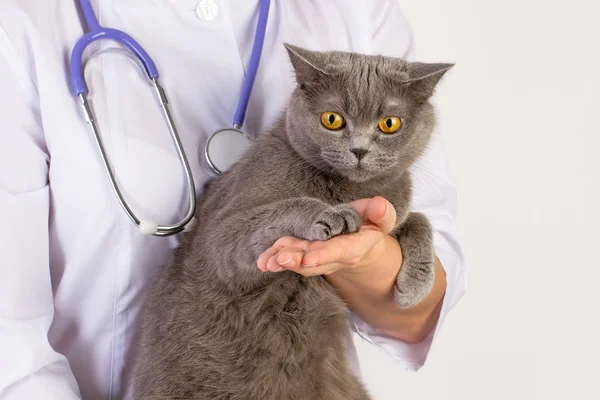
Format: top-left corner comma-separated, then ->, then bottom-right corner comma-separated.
334,161 -> 378,182
320,151 -> 378,180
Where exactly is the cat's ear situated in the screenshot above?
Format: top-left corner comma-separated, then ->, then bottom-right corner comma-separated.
284,43 -> 328,85
404,62 -> 454,101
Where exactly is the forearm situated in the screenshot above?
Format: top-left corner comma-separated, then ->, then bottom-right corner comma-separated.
326,235 -> 447,343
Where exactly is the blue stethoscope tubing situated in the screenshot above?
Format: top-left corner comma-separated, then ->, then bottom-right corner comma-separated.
204,0 -> 270,175
232,0 -> 271,128
70,0 -> 270,236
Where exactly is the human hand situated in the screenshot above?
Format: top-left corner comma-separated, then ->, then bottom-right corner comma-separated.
256,196 -> 401,277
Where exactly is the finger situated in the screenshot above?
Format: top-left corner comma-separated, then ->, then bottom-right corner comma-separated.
301,229 -> 384,267
293,262 -> 345,277
257,247 -> 280,271
266,253 -> 285,272
272,236 -> 312,251
276,247 -> 305,269
345,198 -> 372,220
301,234 -> 362,267
364,196 -> 397,233
346,197 -> 396,233
265,246 -> 306,272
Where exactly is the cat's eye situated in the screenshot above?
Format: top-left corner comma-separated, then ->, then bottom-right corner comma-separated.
320,112 -> 345,130
378,116 -> 402,134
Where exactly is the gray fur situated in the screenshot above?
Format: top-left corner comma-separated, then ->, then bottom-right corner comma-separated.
133,44 -> 452,399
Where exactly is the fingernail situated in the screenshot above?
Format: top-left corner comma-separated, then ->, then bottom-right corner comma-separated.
301,263 -> 317,268
272,267 -> 285,272
279,258 -> 293,265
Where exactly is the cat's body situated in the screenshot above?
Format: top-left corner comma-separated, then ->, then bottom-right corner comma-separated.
134,45 -> 451,399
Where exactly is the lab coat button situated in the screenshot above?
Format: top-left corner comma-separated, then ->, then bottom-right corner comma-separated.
196,0 -> 219,21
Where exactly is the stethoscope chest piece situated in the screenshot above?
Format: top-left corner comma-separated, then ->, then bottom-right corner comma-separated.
205,128 -> 253,175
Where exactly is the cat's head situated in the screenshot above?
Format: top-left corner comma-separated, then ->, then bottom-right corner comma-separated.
284,44 -> 452,182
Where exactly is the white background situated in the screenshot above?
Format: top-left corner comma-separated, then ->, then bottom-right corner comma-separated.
356,1 -> 600,399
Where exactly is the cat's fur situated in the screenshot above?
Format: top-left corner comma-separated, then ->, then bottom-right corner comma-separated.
133,44 -> 452,400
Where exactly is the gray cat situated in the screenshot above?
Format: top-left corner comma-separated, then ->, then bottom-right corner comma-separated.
133,44 -> 451,400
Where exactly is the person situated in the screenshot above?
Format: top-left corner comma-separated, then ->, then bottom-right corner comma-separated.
0,0 -> 467,399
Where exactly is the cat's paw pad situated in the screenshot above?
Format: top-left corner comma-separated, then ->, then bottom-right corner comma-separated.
394,260 -> 435,309
308,205 -> 362,241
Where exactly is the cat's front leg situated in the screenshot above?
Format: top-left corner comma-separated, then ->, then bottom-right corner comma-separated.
393,212 -> 436,308
203,197 -> 361,286
248,198 -> 361,255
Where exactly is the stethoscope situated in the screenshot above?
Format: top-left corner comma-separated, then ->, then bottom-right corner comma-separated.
70,0 -> 270,236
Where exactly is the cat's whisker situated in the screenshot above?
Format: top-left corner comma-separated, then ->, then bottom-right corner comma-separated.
411,163 -> 454,188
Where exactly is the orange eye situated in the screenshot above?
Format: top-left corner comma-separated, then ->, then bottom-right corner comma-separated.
378,116 -> 402,134
321,112 -> 344,130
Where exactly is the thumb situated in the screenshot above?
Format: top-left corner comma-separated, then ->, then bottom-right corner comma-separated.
348,196 -> 396,234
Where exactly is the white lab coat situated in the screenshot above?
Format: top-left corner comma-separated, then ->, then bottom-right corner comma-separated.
0,0 -> 467,399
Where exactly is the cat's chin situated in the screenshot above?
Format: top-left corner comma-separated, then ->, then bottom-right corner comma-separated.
335,166 -> 382,183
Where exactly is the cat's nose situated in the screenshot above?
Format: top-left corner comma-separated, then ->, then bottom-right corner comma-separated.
350,148 -> 368,161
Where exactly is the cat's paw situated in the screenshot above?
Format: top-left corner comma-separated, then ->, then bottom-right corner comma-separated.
307,205 -> 362,241
394,259 -> 435,309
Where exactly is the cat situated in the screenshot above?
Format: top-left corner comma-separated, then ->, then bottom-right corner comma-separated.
133,44 -> 452,400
